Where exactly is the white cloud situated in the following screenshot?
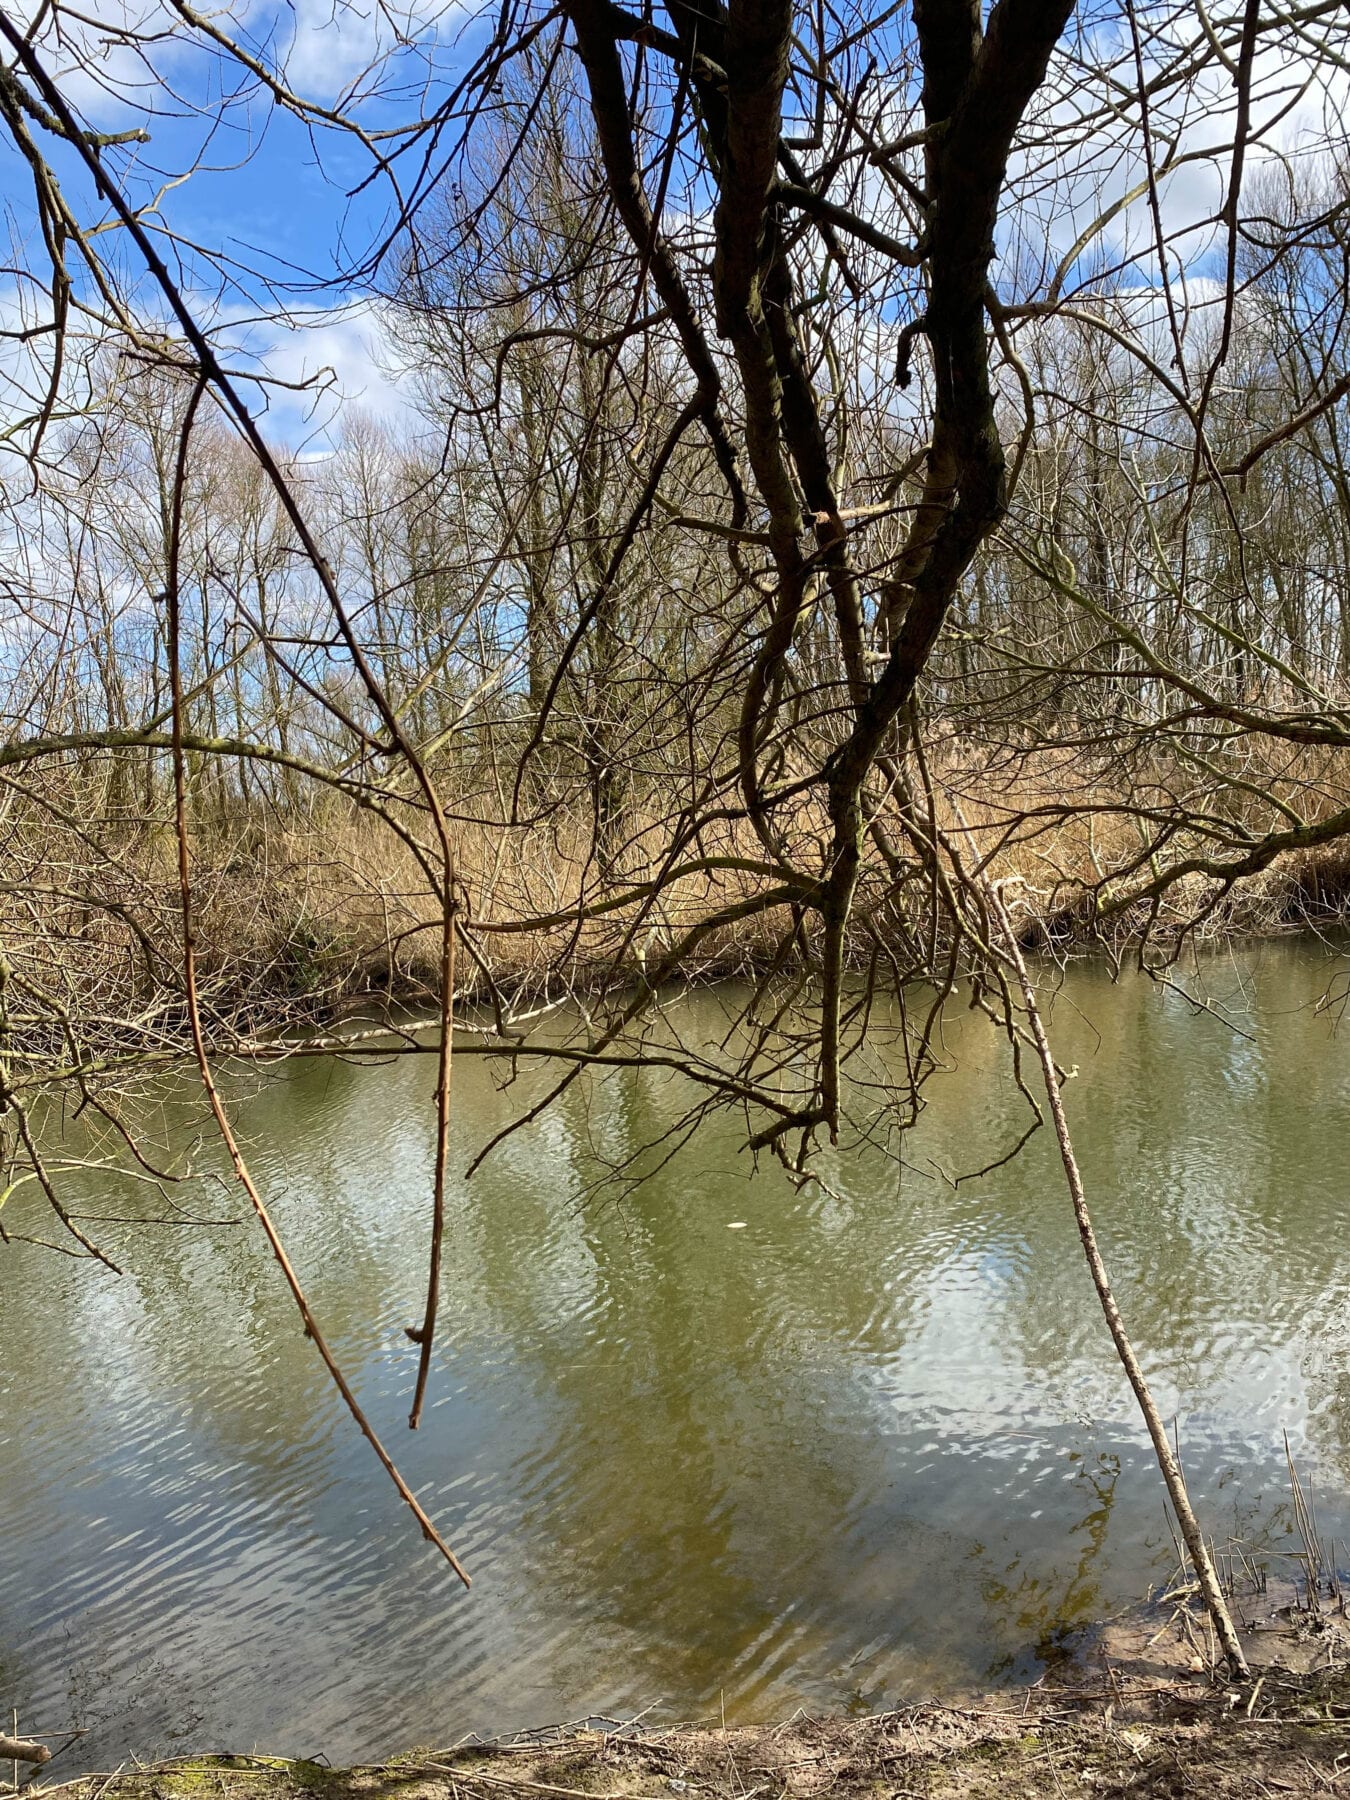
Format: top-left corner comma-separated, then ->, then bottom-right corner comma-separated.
7,0 -> 468,123
278,0 -> 467,104
219,300 -> 425,448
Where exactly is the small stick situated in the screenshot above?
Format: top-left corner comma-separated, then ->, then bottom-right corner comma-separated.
416,1764 -> 710,1800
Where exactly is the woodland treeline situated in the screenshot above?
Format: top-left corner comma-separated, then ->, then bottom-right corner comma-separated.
7,101 -> 1350,1067
1,0 -> 1349,1663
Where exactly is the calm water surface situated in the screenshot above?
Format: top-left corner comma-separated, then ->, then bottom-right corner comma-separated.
3,944 -> 1350,1766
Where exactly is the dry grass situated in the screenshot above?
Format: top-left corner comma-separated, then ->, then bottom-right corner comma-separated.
240,742 -> 1350,1006
6,734 -> 1350,1071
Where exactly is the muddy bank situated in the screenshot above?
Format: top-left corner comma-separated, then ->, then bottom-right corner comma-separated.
24,1677 -> 1350,1800
24,1603 -> 1350,1800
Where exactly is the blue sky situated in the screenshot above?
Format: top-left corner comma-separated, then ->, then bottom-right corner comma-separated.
67,0 -> 479,292
0,0 -> 496,445
0,0 -> 1342,454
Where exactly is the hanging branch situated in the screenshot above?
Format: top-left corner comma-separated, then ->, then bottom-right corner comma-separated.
164,375 -> 471,1587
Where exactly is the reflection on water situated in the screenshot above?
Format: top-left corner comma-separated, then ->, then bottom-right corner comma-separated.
3,942 -> 1350,1766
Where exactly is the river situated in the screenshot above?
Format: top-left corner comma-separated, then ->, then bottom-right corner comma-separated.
3,941 -> 1349,1768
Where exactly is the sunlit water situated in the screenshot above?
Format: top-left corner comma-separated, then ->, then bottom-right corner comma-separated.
4,942 -> 1350,1769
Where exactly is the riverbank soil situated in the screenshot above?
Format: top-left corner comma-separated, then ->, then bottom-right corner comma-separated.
29,1603 -> 1350,1800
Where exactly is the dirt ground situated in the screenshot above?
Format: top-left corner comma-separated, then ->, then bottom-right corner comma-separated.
22,1598 -> 1350,1800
